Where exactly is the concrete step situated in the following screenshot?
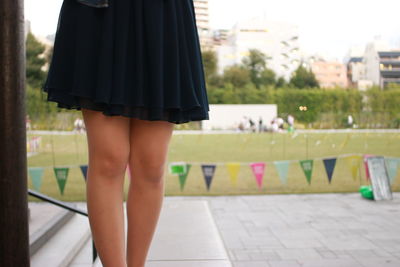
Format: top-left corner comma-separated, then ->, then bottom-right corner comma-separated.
30,203 -> 91,267
69,199 -> 231,267
29,202 -> 76,256
69,238 -> 98,267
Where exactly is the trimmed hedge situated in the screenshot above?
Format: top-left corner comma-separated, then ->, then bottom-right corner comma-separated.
27,83 -> 400,129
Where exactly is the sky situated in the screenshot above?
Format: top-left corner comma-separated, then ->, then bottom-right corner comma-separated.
25,0 -> 400,61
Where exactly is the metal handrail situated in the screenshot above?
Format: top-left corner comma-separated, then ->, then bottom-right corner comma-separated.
28,189 -> 98,263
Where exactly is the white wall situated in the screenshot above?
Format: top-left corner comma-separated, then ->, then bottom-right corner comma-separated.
201,104 -> 277,130
215,17 -> 301,81
363,38 -> 391,86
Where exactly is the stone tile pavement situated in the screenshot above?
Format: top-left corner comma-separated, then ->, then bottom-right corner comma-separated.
180,192 -> 400,267
68,192 -> 400,266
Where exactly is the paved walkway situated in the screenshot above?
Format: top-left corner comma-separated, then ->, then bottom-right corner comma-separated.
32,192 -> 400,267
173,193 -> 400,267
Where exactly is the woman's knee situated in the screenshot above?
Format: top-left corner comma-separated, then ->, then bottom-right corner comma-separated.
130,153 -> 166,184
89,150 -> 130,178
128,119 -> 174,184
82,109 -> 131,179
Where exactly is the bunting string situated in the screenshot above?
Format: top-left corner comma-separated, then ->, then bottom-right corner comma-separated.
27,153 -> 400,195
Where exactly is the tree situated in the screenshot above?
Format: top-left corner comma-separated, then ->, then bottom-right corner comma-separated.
45,45 -> 54,66
201,49 -> 218,83
260,68 -> 276,87
26,32 -> 47,89
385,82 -> 400,90
289,62 -> 319,89
242,48 -> 276,88
275,76 -> 287,88
222,64 -> 251,88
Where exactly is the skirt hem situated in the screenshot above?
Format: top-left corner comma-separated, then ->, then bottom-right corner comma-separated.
42,86 -> 209,125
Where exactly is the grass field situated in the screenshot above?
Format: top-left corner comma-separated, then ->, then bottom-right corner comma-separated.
27,131 -> 400,201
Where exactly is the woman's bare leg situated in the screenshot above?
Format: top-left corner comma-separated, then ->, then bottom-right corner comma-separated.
81,108 -> 130,267
126,118 -> 175,267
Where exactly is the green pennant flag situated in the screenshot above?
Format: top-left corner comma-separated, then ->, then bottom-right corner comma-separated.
299,159 -> 313,185
169,162 -> 187,175
178,164 -> 192,192
28,167 -> 44,192
53,167 -> 69,195
273,160 -> 290,185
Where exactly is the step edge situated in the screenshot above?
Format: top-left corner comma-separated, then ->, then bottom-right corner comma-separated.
62,227 -> 92,267
30,204 -> 77,256
30,213 -> 91,267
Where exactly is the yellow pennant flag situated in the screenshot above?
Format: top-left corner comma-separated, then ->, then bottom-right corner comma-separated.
226,162 -> 241,187
346,155 -> 362,181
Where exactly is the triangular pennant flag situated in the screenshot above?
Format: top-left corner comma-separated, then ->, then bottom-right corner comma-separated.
28,167 -> 44,192
250,162 -> 266,189
385,157 -> 400,184
363,154 -> 375,181
273,160 -> 290,185
178,163 -> 192,191
53,167 -> 69,195
80,165 -> 88,182
201,164 -> 216,191
299,159 -> 313,185
346,155 -> 362,181
226,162 -> 241,187
323,157 -> 337,184
169,162 -> 187,175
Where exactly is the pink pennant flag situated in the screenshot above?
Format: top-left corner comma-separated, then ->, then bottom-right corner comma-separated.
363,154 -> 375,181
250,162 -> 266,189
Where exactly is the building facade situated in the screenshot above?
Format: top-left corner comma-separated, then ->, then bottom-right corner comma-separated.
192,0 -> 213,49
214,16 -> 301,81
310,61 -> 348,88
346,57 -> 363,89
378,51 -> 400,88
347,38 -> 400,89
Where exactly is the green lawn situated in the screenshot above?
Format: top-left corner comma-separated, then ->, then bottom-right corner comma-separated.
27,131 -> 400,201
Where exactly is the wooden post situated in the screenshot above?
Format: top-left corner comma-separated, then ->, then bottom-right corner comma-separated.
0,0 -> 30,266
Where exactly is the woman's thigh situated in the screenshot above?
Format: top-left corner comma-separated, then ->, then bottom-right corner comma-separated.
81,108 -> 131,177
128,118 -> 175,182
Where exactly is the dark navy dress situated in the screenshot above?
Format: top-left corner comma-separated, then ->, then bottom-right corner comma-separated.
41,0 -> 210,124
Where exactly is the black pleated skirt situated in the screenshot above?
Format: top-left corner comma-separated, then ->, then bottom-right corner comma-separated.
41,0 -> 210,124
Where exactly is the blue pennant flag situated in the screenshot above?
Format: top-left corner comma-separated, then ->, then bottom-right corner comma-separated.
323,157 -> 337,184
80,165 -> 88,182
201,164 -> 216,191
